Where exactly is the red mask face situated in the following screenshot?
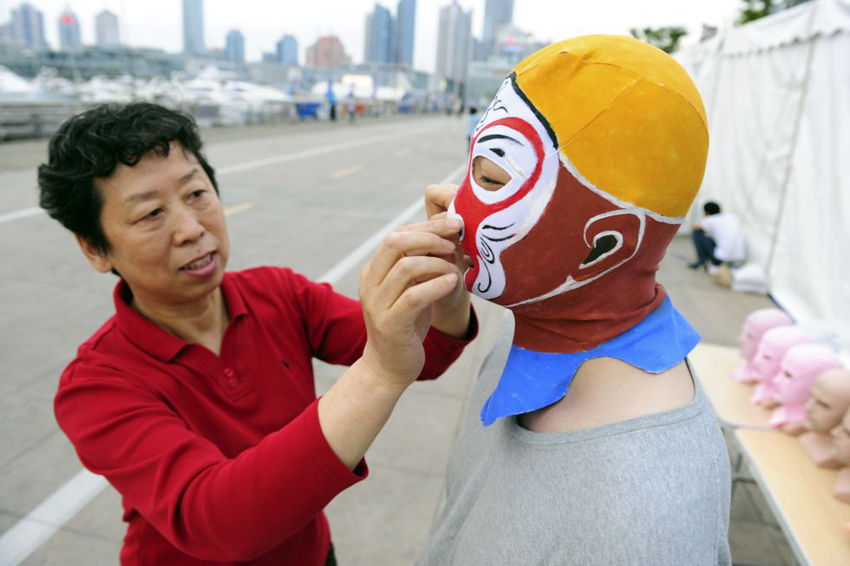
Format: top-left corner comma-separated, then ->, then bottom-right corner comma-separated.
450,76 -> 680,353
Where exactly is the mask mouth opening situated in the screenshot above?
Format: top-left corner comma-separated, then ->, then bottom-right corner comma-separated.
582,234 -> 618,265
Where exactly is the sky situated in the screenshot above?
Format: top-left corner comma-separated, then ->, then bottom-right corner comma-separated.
2,0 -> 742,72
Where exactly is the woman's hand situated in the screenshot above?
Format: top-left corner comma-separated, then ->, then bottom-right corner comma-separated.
424,184 -> 471,339
319,219 -> 463,470
358,218 -> 462,389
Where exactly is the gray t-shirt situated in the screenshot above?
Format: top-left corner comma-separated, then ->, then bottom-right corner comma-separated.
417,314 -> 732,566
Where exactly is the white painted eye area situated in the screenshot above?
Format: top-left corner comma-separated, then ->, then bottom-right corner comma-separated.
470,124 -> 540,204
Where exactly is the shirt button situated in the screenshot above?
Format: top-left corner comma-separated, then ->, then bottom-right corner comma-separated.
224,368 -> 234,377
228,378 -> 238,388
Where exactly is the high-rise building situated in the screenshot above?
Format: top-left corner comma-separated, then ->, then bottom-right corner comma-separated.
225,29 -> 244,63
394,0 -> 415,67
364,4 -> 393,64
95,10 -> 120,47
10,2 -> 47,49
494,24 -> 546,64
482,0 -> 513,59
58,9 -> 81,49
305,35 -> 350,69
276,34 -> 298,66
182,0 -> 205,56
435,0 -> 471,92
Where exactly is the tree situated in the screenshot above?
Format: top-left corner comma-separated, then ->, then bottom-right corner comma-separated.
737,0 -> 776,25
736,0 -> 812,25
628,27 -> 688,54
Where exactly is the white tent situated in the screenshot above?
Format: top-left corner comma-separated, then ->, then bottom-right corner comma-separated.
676,0 -> 850,363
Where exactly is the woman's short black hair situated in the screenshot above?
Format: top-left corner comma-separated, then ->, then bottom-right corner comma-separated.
38,102 -> 218,253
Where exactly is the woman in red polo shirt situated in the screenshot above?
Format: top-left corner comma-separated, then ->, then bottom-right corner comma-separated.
37,103 -> 475,565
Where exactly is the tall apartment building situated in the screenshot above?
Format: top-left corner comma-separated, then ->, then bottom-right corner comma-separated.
182,0 -> 205,56
95,10 -> 120,47
435,0 -> 472,92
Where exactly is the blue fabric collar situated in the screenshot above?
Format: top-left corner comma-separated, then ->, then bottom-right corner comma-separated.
480,296 -> 700,426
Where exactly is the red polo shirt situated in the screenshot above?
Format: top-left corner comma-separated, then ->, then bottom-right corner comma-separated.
54,267 -> 476,566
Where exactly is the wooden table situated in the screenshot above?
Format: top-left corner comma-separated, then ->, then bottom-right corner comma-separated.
688,343 -> 773,430
688,343 -> 850,564
735,429 -> 850,566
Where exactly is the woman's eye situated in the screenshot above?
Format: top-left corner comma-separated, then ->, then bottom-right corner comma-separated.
147,209 -> 163,219
190,189 -> 206,199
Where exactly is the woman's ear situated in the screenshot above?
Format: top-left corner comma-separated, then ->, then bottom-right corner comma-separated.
573,209 -> 645,283
76,235 -> 114,274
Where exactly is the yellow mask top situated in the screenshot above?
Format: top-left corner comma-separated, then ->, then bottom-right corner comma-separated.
512,34 -> 709,218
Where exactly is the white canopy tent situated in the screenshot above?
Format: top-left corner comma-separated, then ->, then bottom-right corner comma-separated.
676,0 -> 850,362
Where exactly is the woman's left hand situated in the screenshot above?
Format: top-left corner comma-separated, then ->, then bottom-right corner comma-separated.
423,183 -> 471,338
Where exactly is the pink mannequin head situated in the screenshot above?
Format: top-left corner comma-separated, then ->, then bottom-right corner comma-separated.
805,368 -> 850,432
774,345 -> 842,406
768,344 -> 842,430
738,308 -> 794,360
830,409 -> 850,466
749,326 -> 810,405
750,326 -> 810,384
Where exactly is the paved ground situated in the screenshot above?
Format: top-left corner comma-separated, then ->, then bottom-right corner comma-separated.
0,115 -> 796,565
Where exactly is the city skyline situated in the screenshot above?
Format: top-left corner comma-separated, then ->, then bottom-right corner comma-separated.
0,0 -> 742,72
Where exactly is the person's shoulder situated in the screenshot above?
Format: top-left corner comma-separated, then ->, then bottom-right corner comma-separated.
701,213 -> 720,226
60,317 -> 130,386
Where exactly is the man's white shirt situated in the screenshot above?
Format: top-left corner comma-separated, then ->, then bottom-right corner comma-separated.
701,213 -> 747,262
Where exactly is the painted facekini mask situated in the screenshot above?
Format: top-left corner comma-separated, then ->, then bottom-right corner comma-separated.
448,35 -> 710,426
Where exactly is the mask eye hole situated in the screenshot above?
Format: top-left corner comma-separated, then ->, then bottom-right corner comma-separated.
473,156 -> 511,192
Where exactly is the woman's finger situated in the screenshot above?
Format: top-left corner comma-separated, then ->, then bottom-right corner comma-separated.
396,217 -> 463,239
388,273 -> 459,327
361,230 -> 455,293
425,183 -> 461,220
379,256 -> 458,311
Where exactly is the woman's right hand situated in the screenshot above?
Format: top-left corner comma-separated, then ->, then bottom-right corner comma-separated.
318,218 -> 463,470
357,218 -> 463,390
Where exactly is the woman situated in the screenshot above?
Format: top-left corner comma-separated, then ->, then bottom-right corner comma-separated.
38,103 -> 475,565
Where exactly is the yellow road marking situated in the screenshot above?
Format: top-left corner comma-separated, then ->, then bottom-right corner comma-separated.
394,147 -> 412,157
224,202 -> 253,216
331,165 -> 363,179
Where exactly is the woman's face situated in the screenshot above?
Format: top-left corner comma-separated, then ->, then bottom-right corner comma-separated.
82,142 -> 229,309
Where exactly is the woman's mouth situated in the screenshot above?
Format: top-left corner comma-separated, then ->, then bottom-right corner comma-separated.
180,251 -> 217,276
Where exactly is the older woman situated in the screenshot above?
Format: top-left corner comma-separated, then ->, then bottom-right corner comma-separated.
38,103 -> 475,566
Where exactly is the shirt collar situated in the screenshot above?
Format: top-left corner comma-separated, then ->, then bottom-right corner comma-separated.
480,296 -> 701,426
113,272 -> 249,363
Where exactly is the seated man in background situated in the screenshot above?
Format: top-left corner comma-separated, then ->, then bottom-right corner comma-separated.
691,200 -> 747,271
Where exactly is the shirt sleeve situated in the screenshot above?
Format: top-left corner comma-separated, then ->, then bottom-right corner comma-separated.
700,215 -> 719,239
54,361 -> 367,562
285,269 -> 478,380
